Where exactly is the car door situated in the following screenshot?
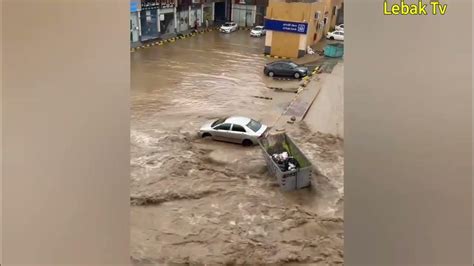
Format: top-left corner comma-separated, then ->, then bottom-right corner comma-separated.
228,124 -> 248,143
212,123 -> 232,142
281,63 -> 293,76
336,32 -> 344,41
271,63 -> 282,75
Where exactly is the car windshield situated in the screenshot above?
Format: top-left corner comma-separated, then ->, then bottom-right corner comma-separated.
212,117 -> 227,127
254,26 -> 263,30
246,119 -> 262,132
224,23 -> 232,26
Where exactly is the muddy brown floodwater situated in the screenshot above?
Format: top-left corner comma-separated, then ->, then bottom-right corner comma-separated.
131,30 -> 344,265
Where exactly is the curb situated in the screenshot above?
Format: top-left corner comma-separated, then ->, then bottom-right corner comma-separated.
296,66 -> 320,92
301,83 -> 323,121
263,54 -> 291,60
252,95 -> 273,100
130,27 -> 219,53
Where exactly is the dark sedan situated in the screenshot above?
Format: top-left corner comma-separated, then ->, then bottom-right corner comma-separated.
263,60 -> 309,79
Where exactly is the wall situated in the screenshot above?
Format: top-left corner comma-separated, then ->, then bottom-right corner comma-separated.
265,0 -> 326,57
323,0 -> 343,33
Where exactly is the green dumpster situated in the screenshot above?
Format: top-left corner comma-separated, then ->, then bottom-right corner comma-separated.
324,43 -> 344,58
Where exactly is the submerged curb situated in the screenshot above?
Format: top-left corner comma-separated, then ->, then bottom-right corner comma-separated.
130,27 -> 218,53
263,54 -> 291,60
296,66 -> 320,92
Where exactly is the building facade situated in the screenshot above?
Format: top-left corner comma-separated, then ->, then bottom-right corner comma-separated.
131,0 -> 235,46
230,0 -> 268,27
263,0 -> 343,58
130,0 -> 141,46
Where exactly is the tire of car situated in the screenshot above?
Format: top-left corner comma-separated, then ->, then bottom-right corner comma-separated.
268,71 -> 274,77
202,132 -> 211,138
242,139 -> 253,146
330,36 -> 335,40
294,72 -> 300,79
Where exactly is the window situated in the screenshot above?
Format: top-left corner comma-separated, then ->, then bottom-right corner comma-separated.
288,62 -> 298,68
246,120 -> 262,132
315,11 -> 321,20
272,63 -> 283,68
232,124 -> 246,132
214,123 -> 231,130
212,117 -> 227,127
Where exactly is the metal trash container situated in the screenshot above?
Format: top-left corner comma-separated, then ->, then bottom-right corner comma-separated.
324,43 -> 344,58
259,132 -> 313,191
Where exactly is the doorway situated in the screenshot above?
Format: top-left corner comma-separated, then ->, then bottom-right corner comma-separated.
130,13 -> 140,43
214,1 -> 226,23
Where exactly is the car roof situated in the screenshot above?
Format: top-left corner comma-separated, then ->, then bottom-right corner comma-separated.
270,60 -> 294,65
224,116 -> 251,125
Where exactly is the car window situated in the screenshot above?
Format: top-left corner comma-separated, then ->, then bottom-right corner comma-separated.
246,119 -> 262,132
288,62 -> 298,68
211,118 -> 227,127
231,124 -> 246,132
214,123 -> 231,130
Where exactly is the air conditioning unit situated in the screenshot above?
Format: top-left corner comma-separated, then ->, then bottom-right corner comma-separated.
315,11 -> 321,20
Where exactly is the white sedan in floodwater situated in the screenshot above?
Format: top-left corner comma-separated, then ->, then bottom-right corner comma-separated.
198,116 -> 268,146
219,22 -> 238,33
326,30 -> 344,41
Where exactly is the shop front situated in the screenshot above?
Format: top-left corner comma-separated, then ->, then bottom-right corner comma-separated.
130,0 -> 141,45
232,1 -> 256,27
202,2 -> 214,27
140,0 -> 160,41
159,0 -> 176,36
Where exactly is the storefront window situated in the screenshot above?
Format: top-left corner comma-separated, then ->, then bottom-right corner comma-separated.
140,9 -> 159,41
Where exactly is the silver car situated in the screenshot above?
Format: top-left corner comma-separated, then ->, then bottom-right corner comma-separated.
250,26 -> 266,37
198,116 -> 269,146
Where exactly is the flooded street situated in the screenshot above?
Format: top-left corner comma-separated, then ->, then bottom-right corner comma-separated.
131,30 -> 344,265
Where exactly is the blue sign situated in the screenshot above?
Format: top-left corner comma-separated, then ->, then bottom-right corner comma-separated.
264,19 -> 308,34
130,2 -> 139,12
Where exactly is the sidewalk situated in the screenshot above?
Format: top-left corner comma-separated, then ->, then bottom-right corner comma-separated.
304,63 -> 344,138
270,73 -> 323,132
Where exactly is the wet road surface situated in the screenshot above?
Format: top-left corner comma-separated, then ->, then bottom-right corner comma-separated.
131,30 -> 344,265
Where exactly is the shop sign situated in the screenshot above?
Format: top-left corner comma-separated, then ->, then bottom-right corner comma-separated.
130,1 -> 139,12
264,19 -> 308,34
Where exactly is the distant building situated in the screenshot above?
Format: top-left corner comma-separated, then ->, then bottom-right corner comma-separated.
231,0 -> 268,27
263,0 -> 343,58
130,0 -> 234,46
